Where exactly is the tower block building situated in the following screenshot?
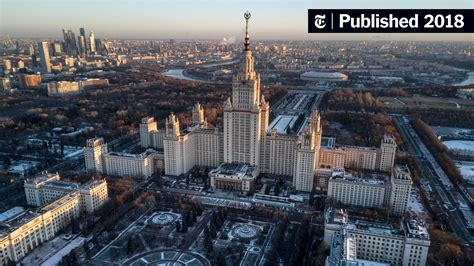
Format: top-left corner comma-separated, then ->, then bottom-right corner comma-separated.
223,11 -> 269,170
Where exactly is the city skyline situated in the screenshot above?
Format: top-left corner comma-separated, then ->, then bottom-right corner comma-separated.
1,0 -> 473,41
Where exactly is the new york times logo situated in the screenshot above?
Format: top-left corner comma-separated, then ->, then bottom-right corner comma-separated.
314,14 -> 326,29
308,9 -> 474,33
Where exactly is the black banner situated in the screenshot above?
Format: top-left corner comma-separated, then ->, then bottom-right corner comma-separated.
308,9 -> 474,33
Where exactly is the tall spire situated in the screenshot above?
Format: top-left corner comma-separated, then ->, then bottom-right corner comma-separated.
244,11 -> 251,51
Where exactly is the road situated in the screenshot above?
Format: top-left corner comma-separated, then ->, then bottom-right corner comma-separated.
393,115 -> 474,249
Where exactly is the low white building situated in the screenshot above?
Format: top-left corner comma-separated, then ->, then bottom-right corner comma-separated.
209,163 -> 258,193
0,193 -> 81,264
327,170 -> 387,209
1,174 -> 109,264
84,137 -> 160,178
104,150 -> 156,178
327,166 -> 412,216
324,208 -> 430,266
24,172 -> 108,213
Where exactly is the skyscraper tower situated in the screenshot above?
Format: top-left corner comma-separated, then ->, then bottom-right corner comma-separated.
62,29 -> 78,56
192,102 -> 205,125
293,111 -> 320,192
78,35 -> 86,56
78,28 -> 87,56
378,134 -> 397,172
80,27 -> 86,38
223,12 -> 269,169
89,31 -> 96,54
38,42 -> 52,73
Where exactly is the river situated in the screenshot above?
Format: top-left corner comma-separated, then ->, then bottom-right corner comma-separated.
162,59 -> 239,83
161,69 -> 204,82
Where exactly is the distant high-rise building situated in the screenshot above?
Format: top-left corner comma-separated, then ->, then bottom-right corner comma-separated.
78,36 -> 86,56
62,29 -> 78,56
0,78 -> 11,91
89,31 -> 96,54
31,54 -> 38,68
15,41 -> 21,55
80,27 -> 86,39
3,59 -> 11,71
95,39 -> 104,55
28,46 -> 34,56
38,42 -> 52,73
52,41 -> 62,56
79,27 -> 88,55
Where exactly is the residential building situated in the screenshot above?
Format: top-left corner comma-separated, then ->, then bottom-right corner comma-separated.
18,73 -> 41,89
38,42 -> 52,73
327,166 -> 412,216
78,78 -> 108,89
47,81 -> 80,96
24,172 -> 108,212
324,208 -> 430,266
104,150 -> 156,178
84,137 -> 159,178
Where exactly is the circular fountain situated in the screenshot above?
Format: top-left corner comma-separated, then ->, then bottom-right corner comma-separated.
231,223 -> 260,239
151,212 -> 177,226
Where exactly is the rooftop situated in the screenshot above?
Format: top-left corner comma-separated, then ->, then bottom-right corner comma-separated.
328,229 -> 390,266
267,115 -> 298,134
330,170 -> 387,186
0,207 -> 25,223
338,145 -> 378,151
41,192 -> 79,213
25,172 -> 60,186
395,165 -> 410,174
209,163 -> 257,180
80,179 -> 106,190
107,149 -> 155,159
325,208 -> 348,225
321,136 -> 336,148
345,220 -> 405,238
402,220 -> 430,240
329,215 -> 430,241
0,210 -> 40,237
141,116 -> 155,124
43,181 -> 78,191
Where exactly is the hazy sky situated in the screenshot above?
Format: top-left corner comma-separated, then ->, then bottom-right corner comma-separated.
0,0 -> 473,41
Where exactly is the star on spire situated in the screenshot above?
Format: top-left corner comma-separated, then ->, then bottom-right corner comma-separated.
244,11 -> 251,51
